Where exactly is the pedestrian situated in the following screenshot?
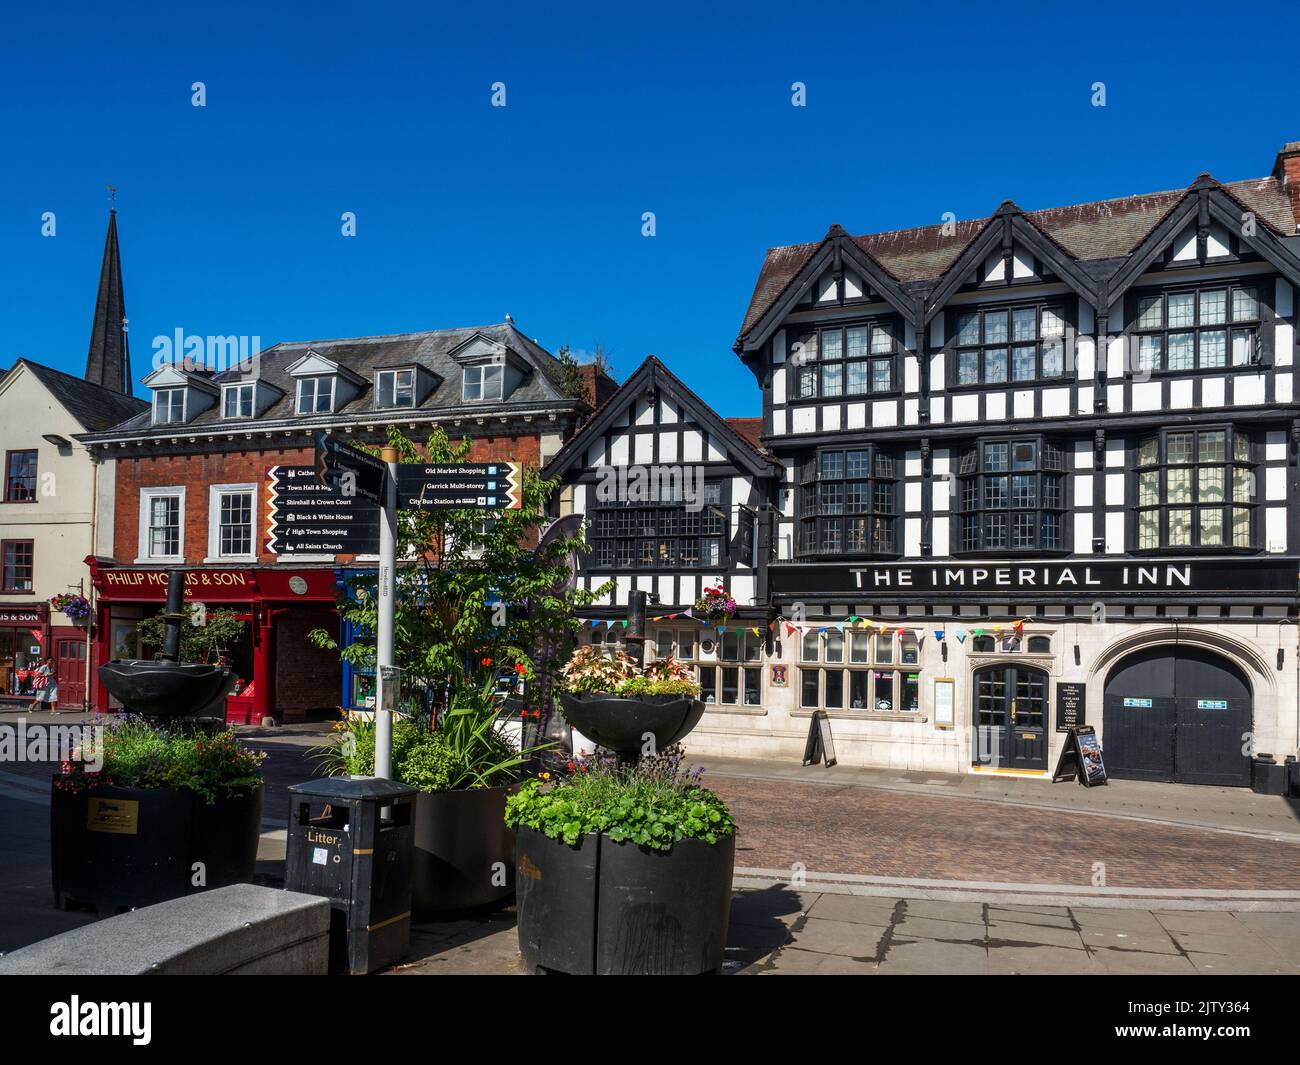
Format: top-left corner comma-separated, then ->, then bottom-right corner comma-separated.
34,657 -> 58,713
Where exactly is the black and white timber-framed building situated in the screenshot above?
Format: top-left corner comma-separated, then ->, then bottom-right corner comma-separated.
710,140 -> 1300,785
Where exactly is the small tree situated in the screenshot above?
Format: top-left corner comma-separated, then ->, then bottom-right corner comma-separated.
310,426 -> 607,713
133,605 -> 247,664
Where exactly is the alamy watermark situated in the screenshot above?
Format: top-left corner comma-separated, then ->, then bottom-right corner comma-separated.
0,718 -> 103,771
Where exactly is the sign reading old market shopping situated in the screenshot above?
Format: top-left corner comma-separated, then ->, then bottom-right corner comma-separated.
267,465 -> 380,555
395,462 -> 523,511
769,557 -> 1300,597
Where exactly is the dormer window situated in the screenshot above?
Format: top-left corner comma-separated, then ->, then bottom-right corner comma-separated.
376,368 -> 416,408
296,376 -> 335,414
463,363 -> 503,402
153,388 -> 186,425
222,383 -> 255,418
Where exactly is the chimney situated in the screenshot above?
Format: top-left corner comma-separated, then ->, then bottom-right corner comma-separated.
1275,141 -> 1300,233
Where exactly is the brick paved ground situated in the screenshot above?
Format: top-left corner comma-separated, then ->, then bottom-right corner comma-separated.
707,774 -> 1300,890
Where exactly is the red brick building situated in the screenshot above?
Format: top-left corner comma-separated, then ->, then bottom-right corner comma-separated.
80,323 -> 611,720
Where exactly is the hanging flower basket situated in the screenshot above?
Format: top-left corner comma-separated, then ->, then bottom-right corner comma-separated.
694,585 -> 736,625
50,593 -> 91,623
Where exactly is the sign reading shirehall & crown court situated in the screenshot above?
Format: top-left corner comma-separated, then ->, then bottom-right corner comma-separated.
769,558 -> 1300,597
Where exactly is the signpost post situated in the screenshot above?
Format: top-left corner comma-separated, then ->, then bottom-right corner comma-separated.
374,446 -> 399,779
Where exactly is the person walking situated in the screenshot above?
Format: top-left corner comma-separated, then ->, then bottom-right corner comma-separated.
34,656 -> 58,714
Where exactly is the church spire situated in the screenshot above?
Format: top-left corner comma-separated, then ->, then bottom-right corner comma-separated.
85,199 -> 131,394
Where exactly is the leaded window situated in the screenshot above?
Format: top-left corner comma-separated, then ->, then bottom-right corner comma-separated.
953,304 -> 1066,386
797,447 -> 896,557
1135,428 -> 1254,549
588,482 -> 725,569
798,629 -> 920,713
958,438 -> 1067,553
1131,284 -> 1260,372
790,320 -> 900,399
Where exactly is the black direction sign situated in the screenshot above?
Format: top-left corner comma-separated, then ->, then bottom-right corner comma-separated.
315,431 -> 387,504
395,462 -> 523,511
267,465 -> 380,555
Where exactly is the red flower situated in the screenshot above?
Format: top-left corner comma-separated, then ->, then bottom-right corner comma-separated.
481,657 -> 493,667
513,663 -> 528,675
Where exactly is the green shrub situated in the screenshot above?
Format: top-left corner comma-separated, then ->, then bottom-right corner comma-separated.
505,749 -> 734,852
55,718 -> 265,804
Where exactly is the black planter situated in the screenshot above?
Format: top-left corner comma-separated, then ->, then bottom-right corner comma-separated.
51,782 -> 264,913
410,787 -> 516,917
558,693 -> 706,755
515,826 -> 734,975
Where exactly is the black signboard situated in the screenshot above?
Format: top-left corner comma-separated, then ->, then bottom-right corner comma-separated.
315,432 -> 387,504
801,711 -> 837,768
395,462 -> 522,511
1055,682 -> 1085,733
267,465 -> 380,555
1052,725 -> 1108,787
768,558 -> 1300,598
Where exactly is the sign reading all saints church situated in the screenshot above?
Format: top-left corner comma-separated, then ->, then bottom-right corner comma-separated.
771,558 -> 1299,596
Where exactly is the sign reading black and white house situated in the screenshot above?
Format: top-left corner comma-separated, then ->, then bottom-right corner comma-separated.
769,558 -> 1300,598
267,465 -> 380,555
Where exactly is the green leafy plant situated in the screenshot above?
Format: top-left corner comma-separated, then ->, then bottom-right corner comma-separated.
559,645 -> 701,698
132,606 -> 247,665
504,746 -> 733,852
55,717 -> 265,804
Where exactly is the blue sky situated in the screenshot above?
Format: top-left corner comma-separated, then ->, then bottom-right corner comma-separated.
2,0 -> 1298,416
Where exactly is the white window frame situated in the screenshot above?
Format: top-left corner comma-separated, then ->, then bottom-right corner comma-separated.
137,486 -> 186,563
222,382 -> 255,419
152,388 -> 186,425
375,368 -> 416,408
462,363 -> 504,402
206,482 -> 257,561
296,375 -> 335,414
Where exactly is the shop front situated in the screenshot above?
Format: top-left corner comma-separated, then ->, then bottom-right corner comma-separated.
85,559 -> 342,722
0,604 -> 49,702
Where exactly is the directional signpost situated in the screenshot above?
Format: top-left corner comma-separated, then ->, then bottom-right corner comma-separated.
266,465 -> 380,555
304,433 -> 526,779
395,462 -> 523,511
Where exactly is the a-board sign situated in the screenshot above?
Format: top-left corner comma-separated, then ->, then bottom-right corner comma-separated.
1055,681 -> 1085,733
802,710 -> 837,768
395,463 -> 523,511
1052,725 -> 1108,786
267,465 -> 380,555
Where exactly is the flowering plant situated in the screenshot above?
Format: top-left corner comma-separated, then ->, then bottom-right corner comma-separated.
558,645 -> 701,698
50,593 -> 91,621
694,585 -> 736,621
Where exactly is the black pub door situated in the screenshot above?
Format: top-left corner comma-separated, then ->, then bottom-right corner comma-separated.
973,665 -> 1048,771
1102,646 -> 1251,786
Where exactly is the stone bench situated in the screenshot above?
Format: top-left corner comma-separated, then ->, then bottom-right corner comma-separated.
0,884 -> 330,975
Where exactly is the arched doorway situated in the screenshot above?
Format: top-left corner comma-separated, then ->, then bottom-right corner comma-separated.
972,664 -> 1049,771
1102,645 -> 1252,786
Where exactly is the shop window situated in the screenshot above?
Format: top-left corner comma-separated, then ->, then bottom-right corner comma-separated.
4,451 -> 37,502
1,540 -> 33,592
698,629 -> 761,707
799,628 -> 920,713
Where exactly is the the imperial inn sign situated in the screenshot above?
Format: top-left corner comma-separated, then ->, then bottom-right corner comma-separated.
769,558 -> 1300,597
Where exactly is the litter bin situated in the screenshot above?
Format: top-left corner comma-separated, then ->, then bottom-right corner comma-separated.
1286,755 -> 1299,798
286,777 -> 418,974
1251,754 -> 1288,797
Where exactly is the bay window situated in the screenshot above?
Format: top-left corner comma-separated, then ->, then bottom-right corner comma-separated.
1135,427 -> 1255,549
798,447 -> 896,556
958,438 -> 1067,552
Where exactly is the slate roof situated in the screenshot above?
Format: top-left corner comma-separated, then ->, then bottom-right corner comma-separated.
19,359 -> 147,430
98,321 -> 584,436
737,170 -> 1300,343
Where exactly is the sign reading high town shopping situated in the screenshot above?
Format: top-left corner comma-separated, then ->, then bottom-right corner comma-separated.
395,462 -> 523,511
769,558 -> 1300,597
1055,682 -> 1086,733
267,465 -> 380,555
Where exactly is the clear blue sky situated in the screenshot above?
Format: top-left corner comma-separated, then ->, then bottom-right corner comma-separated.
2,0 -> 1298,416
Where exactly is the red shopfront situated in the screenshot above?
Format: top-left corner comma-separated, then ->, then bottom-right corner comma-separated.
85,559 -> 342,722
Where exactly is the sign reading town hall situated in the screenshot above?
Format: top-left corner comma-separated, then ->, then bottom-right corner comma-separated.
770,558 -> 1300,596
